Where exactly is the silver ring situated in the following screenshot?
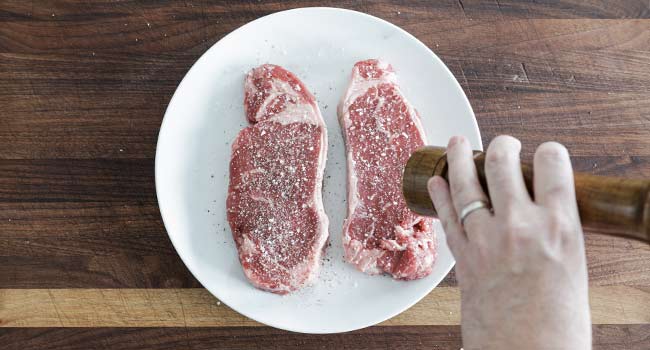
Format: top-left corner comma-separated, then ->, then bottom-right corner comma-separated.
459,200 -> 491,226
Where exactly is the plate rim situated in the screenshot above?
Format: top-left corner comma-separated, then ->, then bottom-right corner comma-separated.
155,6 -> 481,334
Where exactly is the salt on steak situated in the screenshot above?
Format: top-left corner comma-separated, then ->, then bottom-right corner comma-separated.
338,59 -> 436,280
227,64 -> 329,294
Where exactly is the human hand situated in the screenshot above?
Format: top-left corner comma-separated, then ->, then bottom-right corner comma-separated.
427,135 -> 591,350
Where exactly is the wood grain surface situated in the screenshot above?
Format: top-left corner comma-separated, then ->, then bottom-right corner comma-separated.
1,0 -> 649,349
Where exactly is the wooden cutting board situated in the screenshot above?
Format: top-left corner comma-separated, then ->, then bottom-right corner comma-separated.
1,1 -> 649,348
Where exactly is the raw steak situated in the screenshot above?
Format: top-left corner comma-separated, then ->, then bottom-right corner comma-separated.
338,59 -> 436,280
227,64 -> 329,294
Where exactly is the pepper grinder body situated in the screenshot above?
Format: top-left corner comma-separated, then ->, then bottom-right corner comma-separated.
402,146 -> 650,243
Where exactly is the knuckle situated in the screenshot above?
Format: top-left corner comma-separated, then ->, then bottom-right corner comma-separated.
536,142 -> 569,163
499,210 -> 535,243
502,214 -> 527,237
544,184 -> 572,200
508,233 -> 534,253
503,229 -> 534,256
449,177 -> 463,193
486,136 -> 521,165
547,213 -> 575,237
543,213 -> 580,254
454,135 -> 468,145
486,147 -> 509,165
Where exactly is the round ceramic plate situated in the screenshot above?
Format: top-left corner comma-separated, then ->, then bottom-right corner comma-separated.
156,7 -> 481,334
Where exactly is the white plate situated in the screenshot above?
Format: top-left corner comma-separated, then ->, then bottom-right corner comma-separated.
155,7 -> 481,334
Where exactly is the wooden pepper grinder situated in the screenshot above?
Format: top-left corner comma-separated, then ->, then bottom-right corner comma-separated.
403,146 -> 650,243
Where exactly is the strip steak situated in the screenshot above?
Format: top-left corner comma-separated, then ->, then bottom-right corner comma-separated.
227,64 -> 329,294
338,59 -> 436,280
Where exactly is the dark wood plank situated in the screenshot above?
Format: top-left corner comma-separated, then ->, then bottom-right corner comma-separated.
0,157 -> 647,289
475,91 -> 650,157
0,160 -> 154,202
0,202 -> 171,255
0,149 -> 645,289
0,325 -> 648,350
1,0 -> 648,48
1,4 -> 648,56
593,324 -> 650,350
0,53 -> 181,159
4,73 -> 648,158
426,20 -> 650,54
2,20 -> 649,158
0,326 -> 457,350
449,0 -> 650,19
2,230 -> 648,288
0,255 -> 201,288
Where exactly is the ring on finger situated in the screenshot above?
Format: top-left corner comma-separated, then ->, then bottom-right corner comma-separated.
459,200 -> 492,226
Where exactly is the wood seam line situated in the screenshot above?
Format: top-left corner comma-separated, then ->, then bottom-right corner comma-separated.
0,286 -> 648,327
